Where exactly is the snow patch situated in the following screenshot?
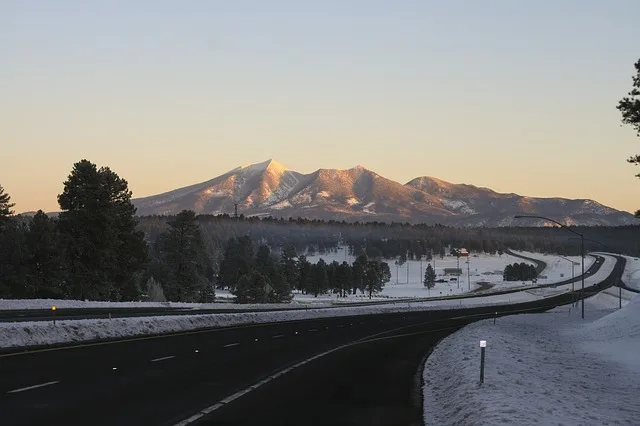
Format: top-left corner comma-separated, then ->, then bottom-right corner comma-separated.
423,293 -> 640,425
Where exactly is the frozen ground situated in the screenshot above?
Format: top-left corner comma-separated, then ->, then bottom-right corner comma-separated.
622,255 -> 640,290
423,291 -> 640,425
305,248 -> 536,301
0,283 -> 572,349
513,251 -> 595,284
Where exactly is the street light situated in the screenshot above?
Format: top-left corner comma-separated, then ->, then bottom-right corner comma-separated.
557,255 -> 578,306
513,215 -> 585,319
568,237 -> 622,309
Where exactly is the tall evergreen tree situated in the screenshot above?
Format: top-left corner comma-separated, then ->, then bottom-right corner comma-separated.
255,244 -> 291,302
618,58 -> 640,216
159,210 -> 210,302
309,259 -> 329,297
279,244 -> 299,289
57,160 -> 147,300
0,185 -> 15,228
424,263 -> 436,289
0,219 -> 28,298
297,254 -> 311,293
25,211 -> 65,298
218,236 -> 254,289
335,261 -> 352,297
364,260 -> 391,298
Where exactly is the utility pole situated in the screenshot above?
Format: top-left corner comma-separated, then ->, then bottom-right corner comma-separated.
467,259 -> 471,291
234,203 -> 238,218
407,261 -> 409,285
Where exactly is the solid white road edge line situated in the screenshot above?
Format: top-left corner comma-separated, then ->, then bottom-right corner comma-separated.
7,381 -> 60,394
151,355 -> 176,362
222,343 -> 240,348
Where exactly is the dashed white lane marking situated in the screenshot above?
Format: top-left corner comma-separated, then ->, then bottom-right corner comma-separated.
223,343 -> 240,348
172,321 -> 434,426
308,329 -> 318,332
272,334 -> 284,339
7,381 -> 60,394
337,325 -> 344,328
151,355 -> 176,362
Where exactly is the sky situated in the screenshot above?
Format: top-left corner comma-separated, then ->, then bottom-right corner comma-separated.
1,0 -> 639,213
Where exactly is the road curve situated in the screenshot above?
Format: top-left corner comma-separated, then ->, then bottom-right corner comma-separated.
0,254 -> 624,426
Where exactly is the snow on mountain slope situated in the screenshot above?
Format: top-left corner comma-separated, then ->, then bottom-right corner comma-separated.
132,160 -> 636,226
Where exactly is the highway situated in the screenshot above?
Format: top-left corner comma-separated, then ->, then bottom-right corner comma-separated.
0,254 -> 624,426
0,252 -> 605,323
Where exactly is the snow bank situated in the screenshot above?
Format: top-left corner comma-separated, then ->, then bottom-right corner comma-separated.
0,297 -> 331,311
0,289 -> 557,349
423,293 -> 640,425
622,255 -> 640,291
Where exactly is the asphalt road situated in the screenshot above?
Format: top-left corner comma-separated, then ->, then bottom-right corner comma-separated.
0,283 -> 609,426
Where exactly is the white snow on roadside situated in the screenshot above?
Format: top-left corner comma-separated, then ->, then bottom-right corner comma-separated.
423,293 -> 640,426
0,288 -> 559,349
622,255 -> 640,291
0,298 -> 333,311
512,250 -> 595,283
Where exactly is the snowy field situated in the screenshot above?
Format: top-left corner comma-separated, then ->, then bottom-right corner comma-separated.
305,248 -> 536,301
513,251 -> 595,284
622,255 -> 640,290
423,293 -> 640,425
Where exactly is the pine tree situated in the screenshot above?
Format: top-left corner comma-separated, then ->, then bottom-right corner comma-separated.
0,219 -> 29,298
25,211 -> 65,298
336,261 -> 352,297
255,244 -> 291,302
233,271 -> 269,304
219,236 -> 254,290
424,263 -> 436,289
0,185 -> 15,228
309,259 -> 329,297
159,210 -> 209,302
364,260 -> 391,298
57,160 -> 148,301
279,244 -> 299,289
617,58 -> 640,216
297,254 -> 311,293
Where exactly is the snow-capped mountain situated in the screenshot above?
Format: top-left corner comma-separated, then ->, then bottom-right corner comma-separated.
133,160 -> 636,226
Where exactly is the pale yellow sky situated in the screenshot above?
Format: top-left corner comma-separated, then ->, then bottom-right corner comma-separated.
2,1 -> 639,214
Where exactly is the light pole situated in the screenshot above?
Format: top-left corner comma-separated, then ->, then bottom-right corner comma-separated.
467,258 -> 471,291
514,215 -> 585,319
568,237 -> 622,309
557,255 -> 577,306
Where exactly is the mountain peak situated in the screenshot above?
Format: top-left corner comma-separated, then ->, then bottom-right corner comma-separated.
238,159 -> 287,173
131,161 -> 635,226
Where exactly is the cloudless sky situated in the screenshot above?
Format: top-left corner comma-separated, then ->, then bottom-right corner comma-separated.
2,0 -> 639,213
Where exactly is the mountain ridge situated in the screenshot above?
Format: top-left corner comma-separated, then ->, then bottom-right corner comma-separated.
131,160 -> 634,226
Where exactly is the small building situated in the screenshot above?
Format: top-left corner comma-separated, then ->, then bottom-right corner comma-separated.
444,268 -> 462,276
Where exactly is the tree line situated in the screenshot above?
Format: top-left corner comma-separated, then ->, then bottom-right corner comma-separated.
503,263 -> 538,282
217,236 -> 391,301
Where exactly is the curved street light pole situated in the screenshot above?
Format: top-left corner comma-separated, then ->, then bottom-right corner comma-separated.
568,237 -> 621,309
557,255 -> 577,306
514,215 -> 585,319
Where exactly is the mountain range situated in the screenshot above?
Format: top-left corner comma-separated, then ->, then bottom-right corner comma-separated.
132,159 -> 635,227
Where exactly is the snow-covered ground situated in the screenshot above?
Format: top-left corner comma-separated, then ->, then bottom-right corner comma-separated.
423,292 -> 640,425
0,297 -> 332,311
622,255 -> 640,290
305,248 -> 536,301
0,284 -> 572,349
513,251 -> 595,284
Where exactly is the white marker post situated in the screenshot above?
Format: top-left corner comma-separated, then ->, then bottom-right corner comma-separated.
479,340 -> 487,383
